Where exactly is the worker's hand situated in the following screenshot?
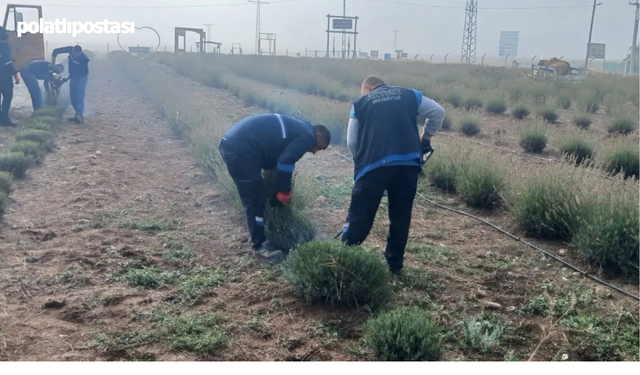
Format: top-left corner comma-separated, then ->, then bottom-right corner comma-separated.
421,138 -> 434,156
13,74 -> 20,85
276,191 -> 293,205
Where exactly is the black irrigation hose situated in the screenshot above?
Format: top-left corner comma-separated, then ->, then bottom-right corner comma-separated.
328,146 -> 640,302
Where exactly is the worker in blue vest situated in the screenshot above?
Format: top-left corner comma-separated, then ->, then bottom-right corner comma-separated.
20,60 -> 64,111
343,75 -> 445,274
52,45 -> 89,123
220,113 -> 331,258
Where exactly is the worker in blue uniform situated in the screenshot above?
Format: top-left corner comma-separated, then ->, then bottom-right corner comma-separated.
220,113 -> 331,258
343,75 -> 445,274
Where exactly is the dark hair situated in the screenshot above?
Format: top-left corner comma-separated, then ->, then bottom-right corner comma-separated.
314,124 -> 331,147
0,26 -> 8,41
73,45 -> 83,53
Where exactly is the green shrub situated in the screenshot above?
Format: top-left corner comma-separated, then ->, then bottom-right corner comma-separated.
577,92 -> 600,114
156,311 -> 228,355
365,307 -> 442,361
285,241 -> 391,307
0,152 -> 34,178
607,116 -> 637,135
262,169 -> 315,250
511,103 -> 530,120
0,171 -> 11,193
10,140 -> 45,161
0,190 -> 7,215
603,141 -> 639,179
572,191 -> 638,278
572,113 -> 592,129
124,268 -> 176,289
555,94 -> 572,109
24,119 -> 53,132
484,97 -> 507,114
536,106 -> 558,123
459,115 -> 481,136
32,106 -> 61,118
426,153 -> 461,192
511,171 -> 582,239
444,91 -> 462,108
463,96 -> 483,110
456,157 -> 505,208
441,113 -> 452,130
519,125 -> 548,153
558,135 -> 594,165
15,129 -> 54,151
464,317 -> 504,352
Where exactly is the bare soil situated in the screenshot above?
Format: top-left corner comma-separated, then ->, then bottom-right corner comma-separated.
0,59 -> 637,361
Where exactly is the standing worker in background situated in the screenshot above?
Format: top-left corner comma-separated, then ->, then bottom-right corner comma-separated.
52,45 -> 89,123
0,26 -> 20,127
343,75 -> 444,275
20,60 -> 65,111
220,114 -> 331,258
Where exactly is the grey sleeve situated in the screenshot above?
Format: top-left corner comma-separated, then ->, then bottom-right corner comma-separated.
347,105 -> 359,159
417,96 -> 445,140
347,117 -> 359,159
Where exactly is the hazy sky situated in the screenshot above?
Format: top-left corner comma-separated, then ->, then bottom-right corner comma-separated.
2,0 -> 637,60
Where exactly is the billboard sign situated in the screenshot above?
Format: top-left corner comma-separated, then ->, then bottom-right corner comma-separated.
332,18 -> 353,30
499,31 -> 519,57
401,52 -> 408,59
371,50 -> 379,59
587,43 -> 606,59
129,46 -> 151,54
384,53 -> 391,61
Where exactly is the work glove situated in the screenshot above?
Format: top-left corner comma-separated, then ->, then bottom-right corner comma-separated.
13,74 -> 20,85
276,191 -> 292,205
421,138 -> 434,156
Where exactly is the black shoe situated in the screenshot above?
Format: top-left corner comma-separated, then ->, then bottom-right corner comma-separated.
68,116 -> 80,124
389,267 -> 403,276
0,119 -> 17,127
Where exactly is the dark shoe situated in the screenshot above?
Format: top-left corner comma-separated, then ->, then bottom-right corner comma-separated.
254,241 -> 284,259
389,267 -> 403,276
68,117 -> 80,123
0,119 -> 17,127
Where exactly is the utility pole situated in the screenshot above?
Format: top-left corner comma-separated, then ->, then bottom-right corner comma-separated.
461,0 -> 478,64
203,23 -> 217,53
342,0 -> 347,59
393,30 -> 399,52
631,0 -> 640,74
584,0 -> 602,69
249,0 -> 269,55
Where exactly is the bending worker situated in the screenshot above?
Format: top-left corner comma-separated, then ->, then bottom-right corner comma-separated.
0,26 -> 20,127
343,75 -> 444,275
20,60 -> 65,111
52,45 -> 89,123
220,114 -> 331,258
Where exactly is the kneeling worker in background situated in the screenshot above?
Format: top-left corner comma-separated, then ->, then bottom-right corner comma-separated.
220,114 -> 331,258
20,60 -> 65,111
343,75 -> 445,274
